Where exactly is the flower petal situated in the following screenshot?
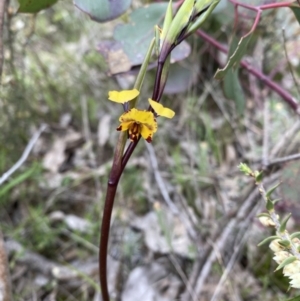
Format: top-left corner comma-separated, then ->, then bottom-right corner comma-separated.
117,121 -> 132,132
108,89 -> 140,103
140,125 -> 153,142
148,99 -> 175,119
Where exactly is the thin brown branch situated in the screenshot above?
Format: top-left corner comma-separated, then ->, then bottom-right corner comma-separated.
262,99 -> 270,168
197,30 -> 300,114
266,153 -> 300,167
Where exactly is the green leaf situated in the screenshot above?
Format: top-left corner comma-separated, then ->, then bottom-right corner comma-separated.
266,182 -> 281,199
266,198 -> 274,211
131,38 -> 156,108
238,162 -> 252,175
187,0 -> 220,35
74,0 -> 132,23
279,213 -> 292,233
223,35 -> 245,114
224,68 -> 245,114
18,0 -> 58,13
257,236 -> 279,247
290,232 -> 300,240
163,0 -> 194,45
290,2 -> 300,26
97,2 -> 191,74
256,213 -> 271,218
272,198 -> 281,205
215,32 -> 253,80
0,165 -> 37,199
113,3 -> 169,66
278,239 -> 291,248
275,256 -> 297,272
164,59 -> 196,94
161,0 -> 173,44
255,171 -> 263,183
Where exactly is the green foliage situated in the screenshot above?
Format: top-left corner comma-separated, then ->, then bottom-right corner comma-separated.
222,34 -> 245,114
279,214 -> 292,233
163,0 -> 194,46
238,163 -> 253,176
266,182 -> 281,199
74,0 -> 132,22
4,0 -> 300,299
9,206 -> 61,255
18,0 -> 58,13
275,256 -> 297,272
215,32 -> 253,79
255,171 -> 264,183
258,236 -> 279,247
290,3 -> 300,26
113,3 -> 168,66
290,232 -> 300,240
0,163 -> 41,201
187,0 -> 220,35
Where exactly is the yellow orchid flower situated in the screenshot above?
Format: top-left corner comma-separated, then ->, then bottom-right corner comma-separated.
117,108 -> 157,143
108,89 -> 140,104
148,99 -> 175,118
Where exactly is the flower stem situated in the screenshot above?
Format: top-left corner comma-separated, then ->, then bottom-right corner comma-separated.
99,38 -> 169,301
99,133 -> 126,301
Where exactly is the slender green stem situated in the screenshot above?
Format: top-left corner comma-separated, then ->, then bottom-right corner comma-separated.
131,38 -> 155,108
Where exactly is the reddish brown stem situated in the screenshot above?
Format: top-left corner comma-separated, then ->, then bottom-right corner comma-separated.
99,183 -> 118,301
229,0 -> 294,11
99,45 -> 170,301
197,30 -> 300,113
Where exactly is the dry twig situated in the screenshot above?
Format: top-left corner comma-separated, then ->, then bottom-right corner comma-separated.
266,152 -> 300,167
0,124 -> 47,186
262,99 -> 270,167
270,119 -> 300,158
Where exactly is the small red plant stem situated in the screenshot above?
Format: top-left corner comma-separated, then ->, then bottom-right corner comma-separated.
229,0 -> 294,11
197,30 -> 299,113
152,60 -> 165,101
99,183 -> 118,301
99,42 -> 169,301
99,133 -> 127,301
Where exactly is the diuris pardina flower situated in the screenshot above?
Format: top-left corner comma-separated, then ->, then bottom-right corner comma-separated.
117,108 -> 157,143
108,89 -> 175,143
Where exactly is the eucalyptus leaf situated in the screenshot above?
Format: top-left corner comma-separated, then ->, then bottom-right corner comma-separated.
290,2 -> 300,26
18,0 -> 58,13
224,68 -> 245,114
164,60 -> 197,94
223,35 -> 245,114
215,32 -> 253,79
98,2 -> 191,74
113,3 -> 169,66
74,0 -> 132,23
